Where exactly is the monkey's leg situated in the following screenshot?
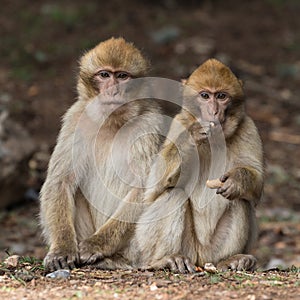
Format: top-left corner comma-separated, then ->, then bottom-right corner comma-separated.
41,181 -> 78,272
211,200 -> 258,272
74,191 -> 96,243
78,188 -> 144,265
136,188 -> 196,273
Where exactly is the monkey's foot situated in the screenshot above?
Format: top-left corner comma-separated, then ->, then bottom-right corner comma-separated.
44,249 -> 78,272
144,255 -> 196,274
217,254 -> 257,272
79,238 -> 105,265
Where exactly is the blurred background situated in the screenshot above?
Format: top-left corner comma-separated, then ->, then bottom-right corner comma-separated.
0,0 -> 299,268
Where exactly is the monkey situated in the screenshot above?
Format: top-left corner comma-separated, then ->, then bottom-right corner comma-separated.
131,58 -> 264,273
39,37 -> 178,272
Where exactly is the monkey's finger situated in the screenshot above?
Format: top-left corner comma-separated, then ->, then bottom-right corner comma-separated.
51,258 -> 62,270
248,259 -> 257,271
216,186 -> 228,195
86,253 -> 104,264
229,260 -> 239,271
166,258 -> 178,273
67,257 -> 77,270
46,261 -> 56,273
80,252 -> 104,265
220,174 -> 229,183
58,256 -> 71,270
174,256 -> 187,274
79,254 -> 92,264
237,255 -> 256,271
218,188 -> 234,199
236,258 -> 247,271
184,257 -> 196,273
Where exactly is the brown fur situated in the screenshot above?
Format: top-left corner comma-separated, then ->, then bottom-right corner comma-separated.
40,38 -> 164,272
78,37 -> 150,100
134,59 -> 264,272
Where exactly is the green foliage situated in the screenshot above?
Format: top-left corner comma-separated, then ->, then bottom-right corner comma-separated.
208,273 -> 223,284
290,265 -> 300,273
41,4 -> 81,27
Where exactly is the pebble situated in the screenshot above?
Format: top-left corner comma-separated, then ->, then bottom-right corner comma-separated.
46,269 -> 71,279
204,262 -> 217,273
4,255 -> 20,267
264,258 -> 287,271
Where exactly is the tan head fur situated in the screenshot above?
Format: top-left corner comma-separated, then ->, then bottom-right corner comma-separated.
186,59 -> 244,101
78,37 -> 149,99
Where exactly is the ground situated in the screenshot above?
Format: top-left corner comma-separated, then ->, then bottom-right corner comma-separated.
0,263 -> 300,299
0,0 -> 300,299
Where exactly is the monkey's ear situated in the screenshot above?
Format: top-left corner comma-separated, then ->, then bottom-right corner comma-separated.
181,78 -> 187,85
239,79 -> 244,87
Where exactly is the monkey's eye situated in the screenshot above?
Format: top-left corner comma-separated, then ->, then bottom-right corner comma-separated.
116,72 -> 130,80
216,92 -> 228,100
200,92 -> 210,100
98,71 -> 111,79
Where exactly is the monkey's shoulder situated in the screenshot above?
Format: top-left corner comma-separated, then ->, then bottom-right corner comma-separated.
174,109 -> 197,127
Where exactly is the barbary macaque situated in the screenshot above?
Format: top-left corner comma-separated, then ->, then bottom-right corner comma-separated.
134,59 -> 264,272
39,37 -> 175,271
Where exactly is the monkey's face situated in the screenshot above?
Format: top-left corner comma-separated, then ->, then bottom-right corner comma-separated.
196,89 -> 230,126
185,59 -> 245,138
77,37 -> 149,103
92,68 -> 132,105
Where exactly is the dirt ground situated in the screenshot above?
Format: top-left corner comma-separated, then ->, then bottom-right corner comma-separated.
0,0 -> 300,299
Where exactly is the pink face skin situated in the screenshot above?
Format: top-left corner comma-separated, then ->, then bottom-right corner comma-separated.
93,68 -> 132,103
197,90 -> 231,125
94,68 -> 132,92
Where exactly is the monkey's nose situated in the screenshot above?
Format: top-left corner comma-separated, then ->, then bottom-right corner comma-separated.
112,87 -> 119,97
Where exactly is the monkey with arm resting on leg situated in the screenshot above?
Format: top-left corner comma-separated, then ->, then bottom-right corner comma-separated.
134,59 -> 264,273
39,38 -> 174,271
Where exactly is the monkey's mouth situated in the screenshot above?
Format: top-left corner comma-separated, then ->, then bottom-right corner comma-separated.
200,121 -> 223,138
102,100 -> 128,108
103,101 -> 125,105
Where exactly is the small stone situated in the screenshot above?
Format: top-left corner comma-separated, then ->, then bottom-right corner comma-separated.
150,282 -> 158,291
264,258 -> 287,271
46,269 -> 71,279
204,262 -> 217,273
4,255 -> 20,267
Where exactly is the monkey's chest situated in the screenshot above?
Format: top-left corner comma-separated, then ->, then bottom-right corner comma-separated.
189,186 -> 230,243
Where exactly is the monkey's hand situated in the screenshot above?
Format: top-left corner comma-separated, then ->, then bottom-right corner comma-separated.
216,166 -> 260,201
216,168 -> 247,200
217,254 -> 257,272
188,122 -> 209,144
79,236 -> 107,265
44,246 -> 79,272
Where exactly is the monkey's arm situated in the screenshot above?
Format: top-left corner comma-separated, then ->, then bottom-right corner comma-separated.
79,188 -> 144,264
79,119 -> 188,264
145,111 -> 208,202
79,112 -> 206,264
215,117 -> 264,205
40,102 -> 84,271
79,138 -> 183,265
143,141 -> 181,202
